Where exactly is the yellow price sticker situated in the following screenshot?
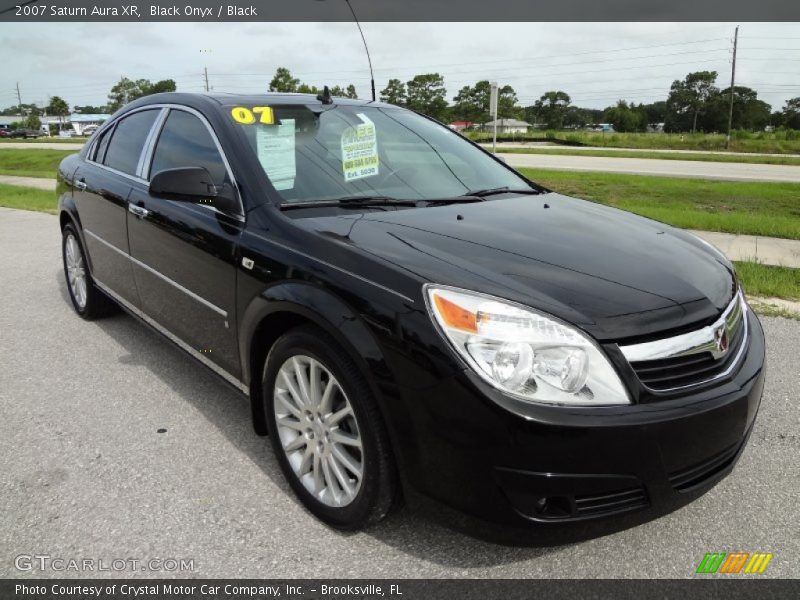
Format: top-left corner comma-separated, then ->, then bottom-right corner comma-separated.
230,106 -> 275,125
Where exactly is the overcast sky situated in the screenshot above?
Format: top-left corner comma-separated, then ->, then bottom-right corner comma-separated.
2,22 -> 798,113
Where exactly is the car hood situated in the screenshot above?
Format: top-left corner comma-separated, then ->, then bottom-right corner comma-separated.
297,194 -> 736,341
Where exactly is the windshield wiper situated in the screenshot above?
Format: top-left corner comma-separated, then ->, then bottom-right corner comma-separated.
463,186 -> 542,197
280,196 -> 419,210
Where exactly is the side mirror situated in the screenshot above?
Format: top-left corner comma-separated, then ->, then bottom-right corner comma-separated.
495,155 -> 507,164
150,167 -> 239,214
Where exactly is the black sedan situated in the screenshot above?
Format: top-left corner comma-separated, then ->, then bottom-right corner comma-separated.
56,92 -> 764,540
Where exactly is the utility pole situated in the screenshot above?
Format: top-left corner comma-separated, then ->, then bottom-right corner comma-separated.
490,81 -> 499,154
726,25 -> 739,149
204,67 -> 210,92
15,82 -> 23,116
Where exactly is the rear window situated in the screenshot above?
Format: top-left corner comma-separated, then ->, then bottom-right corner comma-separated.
103,109 -> 160,176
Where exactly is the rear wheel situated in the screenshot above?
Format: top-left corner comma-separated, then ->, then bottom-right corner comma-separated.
61,224 -> 116,319
263,325 -> 397,529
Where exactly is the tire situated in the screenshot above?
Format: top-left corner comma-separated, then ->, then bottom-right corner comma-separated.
263,325 -> 398,529
61,224 -> 117,319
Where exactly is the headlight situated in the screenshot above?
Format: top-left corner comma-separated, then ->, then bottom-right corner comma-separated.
425,286 -> 630,406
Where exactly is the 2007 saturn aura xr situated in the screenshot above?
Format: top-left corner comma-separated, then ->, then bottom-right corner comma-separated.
57,92 -> 765,540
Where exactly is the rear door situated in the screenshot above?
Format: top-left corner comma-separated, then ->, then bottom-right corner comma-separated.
126,107 -> 244,378
73,108 -> 162,306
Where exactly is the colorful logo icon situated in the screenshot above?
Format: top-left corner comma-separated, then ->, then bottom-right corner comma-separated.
696,552 -> 773,574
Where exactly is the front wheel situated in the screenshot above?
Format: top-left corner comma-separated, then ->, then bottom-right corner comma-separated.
263,325 -> 398,529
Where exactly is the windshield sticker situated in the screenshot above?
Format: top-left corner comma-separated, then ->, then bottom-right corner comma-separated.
231,106 -> 275,125
340,114 -> 379,182
255,118 -> 295,191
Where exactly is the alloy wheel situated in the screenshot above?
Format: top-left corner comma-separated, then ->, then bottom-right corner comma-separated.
65,234 -> 87,309
273,355 -> 364,507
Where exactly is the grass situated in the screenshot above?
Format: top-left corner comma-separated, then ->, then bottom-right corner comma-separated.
494,147 -> 800,166
519,168 -> 800,240
734,261 -> 800,301
0,149 -> 75,178
0,183 -> 56,213
1,181 -> 797,308
0,137 -> 86,143
467,131 -> 800,154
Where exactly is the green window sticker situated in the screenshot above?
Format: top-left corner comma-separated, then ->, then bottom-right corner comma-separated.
341,114 -> 379,182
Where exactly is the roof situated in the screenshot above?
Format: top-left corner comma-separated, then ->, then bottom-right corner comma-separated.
199,92 -> 391,108
70,114 -> 111,122
484,118 -> 531,127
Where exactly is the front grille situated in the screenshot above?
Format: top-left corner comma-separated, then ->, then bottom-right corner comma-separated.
621,291 -> 748,393
574,487 -> 648,517
631,316 -> 745,391
668,443 -> 740,492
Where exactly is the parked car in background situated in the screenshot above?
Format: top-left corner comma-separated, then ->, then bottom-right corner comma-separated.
56,92 -> 765,540
81,124 -> 99,137
8,128 -> 42,138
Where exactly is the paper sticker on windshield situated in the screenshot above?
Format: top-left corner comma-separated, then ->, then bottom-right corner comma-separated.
256,119 -> 295,190
231,106 -> 274,125
340,114 -> 379,182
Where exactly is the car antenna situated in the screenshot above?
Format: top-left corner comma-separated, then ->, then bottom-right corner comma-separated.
316,86 -> 333,105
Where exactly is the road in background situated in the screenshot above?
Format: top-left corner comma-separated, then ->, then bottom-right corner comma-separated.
1,207 -> 798,578
484,142 -> 800,158
503,152 -> 800,182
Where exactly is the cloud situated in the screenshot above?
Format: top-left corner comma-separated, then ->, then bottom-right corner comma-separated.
1,22 -> 797,111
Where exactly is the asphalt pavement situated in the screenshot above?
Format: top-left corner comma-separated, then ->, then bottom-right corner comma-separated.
1,207 -> 798,578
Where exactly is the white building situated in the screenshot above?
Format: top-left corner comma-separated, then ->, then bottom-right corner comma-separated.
482,118 -> 531,134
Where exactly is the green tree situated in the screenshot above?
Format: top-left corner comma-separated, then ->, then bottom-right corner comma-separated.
345,84 -> 357,99
46,96 -> 70,131
641,101 -> 667,126
702,87 -> 771,132
604,100 -> 645,132
405,73 -> 448,121
452,81 -> 520,123
269,67 -> 299,93
380,78 -> 407,105
531,91 -> 571,129
23,113 -> 41,130
297,83 -> 321,95
782,97 -> 800,130
108,77 -> 147,111
665,71 -> 718,133
148,79 -> 176,94
107,77 -> 176,112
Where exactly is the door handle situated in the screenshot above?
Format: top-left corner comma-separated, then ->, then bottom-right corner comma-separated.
75,178 -> 87,191
128,204 -> 150,218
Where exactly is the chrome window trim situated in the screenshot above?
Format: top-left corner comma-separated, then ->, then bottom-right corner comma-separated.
620,290 -> 749,392
141,104 -> 245,219
84,228 -> 228,318
86,103 -> 246,220
92,278 -> 248,396
86,106 -> 162,182
137,108 -> 169,178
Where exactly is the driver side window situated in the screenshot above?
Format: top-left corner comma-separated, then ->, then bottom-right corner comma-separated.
149,109 -> 229,186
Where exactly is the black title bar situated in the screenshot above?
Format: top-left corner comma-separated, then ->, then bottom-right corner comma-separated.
1,0 -> 799,22
2,579 -> 800,600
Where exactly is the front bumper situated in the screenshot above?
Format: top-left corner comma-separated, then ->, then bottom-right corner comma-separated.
393,310 -> 766,543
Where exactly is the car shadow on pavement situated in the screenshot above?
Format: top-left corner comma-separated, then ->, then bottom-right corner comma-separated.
55,272 -> 572,568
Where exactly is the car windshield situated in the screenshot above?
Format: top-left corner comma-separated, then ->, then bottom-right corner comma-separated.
227,103 -> 536,203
